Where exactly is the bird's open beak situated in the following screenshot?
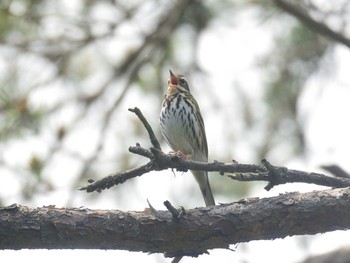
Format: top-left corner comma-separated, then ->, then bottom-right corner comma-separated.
169,70 -> 178,86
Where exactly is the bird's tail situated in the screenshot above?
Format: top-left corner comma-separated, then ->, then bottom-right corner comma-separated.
191,170 -> 215,206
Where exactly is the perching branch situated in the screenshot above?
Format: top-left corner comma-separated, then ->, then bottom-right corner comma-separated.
2,187 -> 350,257
80,107 -> 350,193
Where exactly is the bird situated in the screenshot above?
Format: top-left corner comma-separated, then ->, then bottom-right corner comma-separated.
160,69 -> 215,207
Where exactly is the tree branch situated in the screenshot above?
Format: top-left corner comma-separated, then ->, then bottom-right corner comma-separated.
230,159 -> 350,190
128,107 -> 161,150
80,108 -> 350,193
2,187 -> 350,257
273,0 -> 350,48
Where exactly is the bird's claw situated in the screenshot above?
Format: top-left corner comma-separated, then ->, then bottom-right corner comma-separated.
168,151 -> 192,160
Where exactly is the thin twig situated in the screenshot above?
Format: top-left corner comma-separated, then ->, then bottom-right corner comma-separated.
129,144 -> 154,159
80,163 -> 154,192
128,107 -> 162,150
164,200 -> 181,219
262,159 -> 282,190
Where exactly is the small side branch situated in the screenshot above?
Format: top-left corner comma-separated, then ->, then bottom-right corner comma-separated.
80,163 -> 153,192
128,107 -> 162,150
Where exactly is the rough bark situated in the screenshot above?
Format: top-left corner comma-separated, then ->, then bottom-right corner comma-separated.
1,187 -> 350,258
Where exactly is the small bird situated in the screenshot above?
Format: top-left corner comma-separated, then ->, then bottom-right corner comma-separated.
160,70 -> 215,207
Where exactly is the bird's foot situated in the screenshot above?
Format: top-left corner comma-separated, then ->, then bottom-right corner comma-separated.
168,150 -> 192,160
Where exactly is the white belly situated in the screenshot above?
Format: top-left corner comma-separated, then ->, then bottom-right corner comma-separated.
160,96 -> 197,156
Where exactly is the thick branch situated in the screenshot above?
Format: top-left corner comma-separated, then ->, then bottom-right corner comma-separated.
2,187 -> 350,257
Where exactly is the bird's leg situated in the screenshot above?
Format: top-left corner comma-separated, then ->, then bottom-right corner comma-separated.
168,150 -> 192,160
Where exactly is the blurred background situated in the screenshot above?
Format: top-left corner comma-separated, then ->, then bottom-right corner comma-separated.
1,0 -> 350,262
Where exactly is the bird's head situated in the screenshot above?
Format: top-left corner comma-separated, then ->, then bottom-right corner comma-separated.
167,69 -> 190,95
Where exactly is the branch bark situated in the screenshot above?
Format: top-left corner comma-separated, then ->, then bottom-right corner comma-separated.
2,187 -> 350,257
80,108 -> 350,193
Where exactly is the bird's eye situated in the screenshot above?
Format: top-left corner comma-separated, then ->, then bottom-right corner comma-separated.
179,78 -> 186,86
